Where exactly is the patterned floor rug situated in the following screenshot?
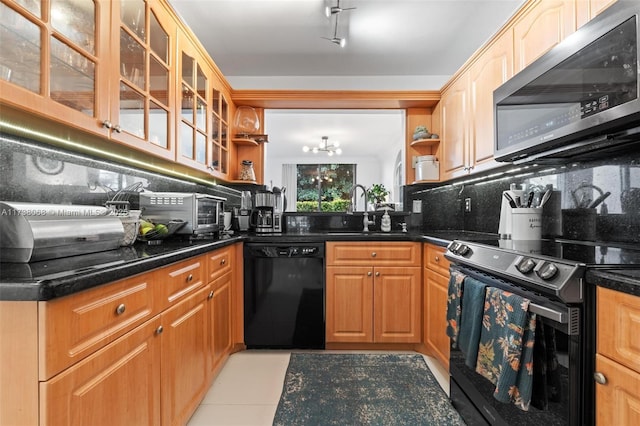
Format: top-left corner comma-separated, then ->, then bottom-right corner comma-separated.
273,353 -> 465,425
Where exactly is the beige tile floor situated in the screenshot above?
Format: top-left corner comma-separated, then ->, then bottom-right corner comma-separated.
187,350 -> 450,426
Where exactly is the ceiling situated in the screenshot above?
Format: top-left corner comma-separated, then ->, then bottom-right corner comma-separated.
167,0 -> 525,161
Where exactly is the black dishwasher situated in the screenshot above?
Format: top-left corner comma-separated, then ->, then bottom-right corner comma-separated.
243,242 -> 325,349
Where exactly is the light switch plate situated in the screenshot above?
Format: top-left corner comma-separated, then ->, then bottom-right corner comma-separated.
412,200 -> 422,213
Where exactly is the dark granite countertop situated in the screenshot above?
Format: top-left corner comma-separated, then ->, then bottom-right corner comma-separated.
0,231 -> 459,301
587,269 -> 640,297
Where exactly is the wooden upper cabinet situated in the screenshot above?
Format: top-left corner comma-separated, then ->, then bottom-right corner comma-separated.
0,0 -> 111,137
109,0 -> 177,160
441,73 -> 470,180
577,0 -> 618,28
468,30 -> 514,173
513,0 -> 576,73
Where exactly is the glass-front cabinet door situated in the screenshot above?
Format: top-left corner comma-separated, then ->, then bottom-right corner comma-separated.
211,88 -> 229,176
110,0 -> 176,160
0,0 -> 110,136
177,32 -> 212,171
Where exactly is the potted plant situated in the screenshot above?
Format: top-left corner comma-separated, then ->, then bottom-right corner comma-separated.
366,183 -> 390,210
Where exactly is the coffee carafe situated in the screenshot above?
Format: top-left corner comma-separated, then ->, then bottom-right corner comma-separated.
251,190 -> 275,233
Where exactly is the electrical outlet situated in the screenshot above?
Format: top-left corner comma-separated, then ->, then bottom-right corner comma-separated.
412,200 -> 422,213
464,198 -> 472,212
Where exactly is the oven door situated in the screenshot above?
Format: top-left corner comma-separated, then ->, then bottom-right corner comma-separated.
194,195 -> 223,234
448,265 -> 584,426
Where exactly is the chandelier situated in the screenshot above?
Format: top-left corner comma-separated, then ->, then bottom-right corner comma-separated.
303,136 -> 342,156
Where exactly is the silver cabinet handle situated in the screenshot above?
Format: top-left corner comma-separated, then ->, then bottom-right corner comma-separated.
434,256 -> 440,262
155,325 -> 163,335
115,303 -> 126,315
187,274 -> 193,282
367,271 -> 372,276
371,252 -> 377,257
113,124 -> 122,133
208,290 -> 214,299
593,372 -> 607,385
220,259 -> 226,265
375,271 -> 380,277
102,120 -> 113,129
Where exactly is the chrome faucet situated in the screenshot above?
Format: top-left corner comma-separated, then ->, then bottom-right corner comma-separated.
347,184 -> 374,231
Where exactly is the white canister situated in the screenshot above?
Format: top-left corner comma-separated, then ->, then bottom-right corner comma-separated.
415,155 -> 439,181
511,208 -> 543,240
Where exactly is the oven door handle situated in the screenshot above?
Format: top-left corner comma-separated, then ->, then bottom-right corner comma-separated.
529,302 -> 567,323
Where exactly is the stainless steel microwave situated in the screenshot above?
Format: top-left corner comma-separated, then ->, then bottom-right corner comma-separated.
494,0 -> 640,163
139,192 -> 225,236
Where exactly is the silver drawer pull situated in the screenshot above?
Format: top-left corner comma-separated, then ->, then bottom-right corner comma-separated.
115,304 -> 126,315
375,271 -> 380,277
434,256 -> 440,262
155,325 -> 164,335
208,291 -> 214,299
367,271 -> 372,276
371,252 -> 377,257
593,372 -> 607,385
187,274 -> 193,282
220,259 -> 226,265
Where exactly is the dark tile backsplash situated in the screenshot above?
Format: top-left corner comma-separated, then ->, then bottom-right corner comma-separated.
407,147 -> 640,244
0,133 -> 242,210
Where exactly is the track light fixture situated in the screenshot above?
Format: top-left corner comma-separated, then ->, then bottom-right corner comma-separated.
322,0 -> 355,48
325,0 -> 356,18
303,136 -> 343,156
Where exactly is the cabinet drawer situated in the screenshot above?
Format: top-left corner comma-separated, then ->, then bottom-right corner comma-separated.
39,272 -> 157,380
158,256 -> 205,309
206,246 -> 233,283
597,287 -> 640,373
424,244 -> 450,276
326,242 -> 421,266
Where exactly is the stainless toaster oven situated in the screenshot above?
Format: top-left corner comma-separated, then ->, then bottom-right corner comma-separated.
139,192 -> 225,236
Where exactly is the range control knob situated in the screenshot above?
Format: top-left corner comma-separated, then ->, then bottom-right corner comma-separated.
457,244 -> 470,256
516,257 -> 537,274
536,261 -> 559,280
447,242 -> 459,253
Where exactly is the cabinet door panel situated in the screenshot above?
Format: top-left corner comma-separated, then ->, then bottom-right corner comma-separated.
158,256 -> 205,308
209,273 -> 232,376
514,0 -> 575,73
595,354 -> 640,425
373,267 -> 421,343
40,317 -> 161,426
425,269 -> 450,369
326,266 -> 373,342
441,74 -> 469,180
597,287 -> 640,373
161,287 -> 209,426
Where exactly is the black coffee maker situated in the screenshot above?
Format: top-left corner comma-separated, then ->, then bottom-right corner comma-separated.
251,190 -> 275,233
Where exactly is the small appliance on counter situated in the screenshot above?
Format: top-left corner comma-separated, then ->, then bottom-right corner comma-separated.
0,201 -> 124,263
139,192 -> 225,239
234,190 -> 252,232
251,190 -> 275,233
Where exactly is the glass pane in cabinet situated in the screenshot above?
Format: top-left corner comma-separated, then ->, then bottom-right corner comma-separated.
181,83 -> 194,122
121,0 -> 145,41
13,0 -> 41,17
120,28 -> 145,89
51,0 -> 95,55
195,130 -> 206,163
149,56 -> 168,105
221,95 -> 228,122
118,82 -> 145,139
196,64 -> 206,98
196,97 -> 206,131
149,10 -> 167,63
50,38 -> 95,115
0,3 -> 41,92
212,89 -> 220,113
182,52 -> 193,84
149,100 -> 168,148
221,122 -> 228,148
211,113 -> 219,139
220,148 -> 228,174
180,122 -> 194,159
211,144 -> 219,171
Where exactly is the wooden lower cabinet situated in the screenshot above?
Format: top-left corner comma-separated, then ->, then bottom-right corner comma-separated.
423,243 -> 451,370
40,317 -> 162,426
161,286 -> 210,426
208,271 -> 233,376
596,286 -> 640,425
325,265 -> 421,344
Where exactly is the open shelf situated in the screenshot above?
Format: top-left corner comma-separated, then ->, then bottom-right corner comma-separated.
232,138 -> 259,146
410,138 -> 440,148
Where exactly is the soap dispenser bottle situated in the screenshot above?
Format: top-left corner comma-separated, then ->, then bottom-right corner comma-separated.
381,208 -> 391,232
